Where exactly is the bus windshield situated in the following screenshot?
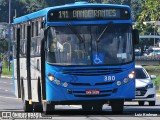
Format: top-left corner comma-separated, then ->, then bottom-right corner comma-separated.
46,24 -> 133,65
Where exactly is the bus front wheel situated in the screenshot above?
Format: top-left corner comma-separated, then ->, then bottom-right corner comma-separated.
92,104 -> 103,111
82,104 -> 92,111
82,103 -> 103,111
23,100 -> 33,112
110,99 -> 124,114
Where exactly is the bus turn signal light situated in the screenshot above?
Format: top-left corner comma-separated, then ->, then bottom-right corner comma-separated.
48,73 -> 55,81
128,71 -> 135,79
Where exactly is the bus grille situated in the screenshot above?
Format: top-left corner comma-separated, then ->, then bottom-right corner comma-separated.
70,81 -> 114,86
62,68 -> 124,76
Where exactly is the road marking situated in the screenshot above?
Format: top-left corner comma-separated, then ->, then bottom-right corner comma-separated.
5,90 -> 9,92
3,82 -> 7,84
0,96 -> 17,100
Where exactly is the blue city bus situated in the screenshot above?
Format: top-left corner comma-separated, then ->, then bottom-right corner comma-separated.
13,2 -> 139,114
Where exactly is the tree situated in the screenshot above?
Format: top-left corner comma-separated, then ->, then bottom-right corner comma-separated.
0,0 -> 8,22
0,0 -> 144,23
18,0 -> 47,14
0,0 -> 26,23
0,39 -> 8,52
138,0 -> 160,22
136,0 -> 160,49
131,0 -> 143,22
135,22 -> 158,50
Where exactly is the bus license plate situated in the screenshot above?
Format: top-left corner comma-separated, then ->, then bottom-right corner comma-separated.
86,90 -> 100,95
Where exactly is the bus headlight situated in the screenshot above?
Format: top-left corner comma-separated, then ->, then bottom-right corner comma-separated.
48,73 -> 55,81
128,71 -> 135,79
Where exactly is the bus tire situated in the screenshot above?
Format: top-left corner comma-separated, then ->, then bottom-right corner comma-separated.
23,100 -> 33,112
110,99 -> 124,114
92,104 -> 103,111
34,104 -> 43,112
82,104 -> 92,111
43,102 -> 55,114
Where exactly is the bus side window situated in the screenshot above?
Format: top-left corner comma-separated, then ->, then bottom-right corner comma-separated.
20,25 -> 22,40
23,24 -> 26,39
36,21 -> 39,36
13,28 -> 17,58
38,20 -> 41,36
41,21 -> 45,28
34,39 -> 41,56
31,39 -> 38,56
31,22 -> 35,37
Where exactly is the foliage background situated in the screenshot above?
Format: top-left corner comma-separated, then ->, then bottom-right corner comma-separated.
0,0 -> 144,23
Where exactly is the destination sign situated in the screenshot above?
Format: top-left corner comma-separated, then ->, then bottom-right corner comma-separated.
48,7 -> 130,21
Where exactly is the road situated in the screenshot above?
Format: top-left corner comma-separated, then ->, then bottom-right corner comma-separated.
0,78 -> 23,111
0,78 -> 160,120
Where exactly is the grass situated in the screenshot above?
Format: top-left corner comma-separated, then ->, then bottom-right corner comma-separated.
144,66 -> 160,86
153,75 -> 160,85
143,66 -> 160,76
2,67 -> 12,75
2,61 -> 12,75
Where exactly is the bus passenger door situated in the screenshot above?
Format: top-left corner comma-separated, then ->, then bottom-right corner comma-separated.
26,26 -> 32,101
14,28 -> 21,98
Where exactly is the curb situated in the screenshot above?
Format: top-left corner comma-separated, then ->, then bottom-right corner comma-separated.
1,75 -> 12,79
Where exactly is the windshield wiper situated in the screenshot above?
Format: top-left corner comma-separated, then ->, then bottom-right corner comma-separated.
67,23 -> 84,43
95,22 -> 113,55
96,22 -> 113,43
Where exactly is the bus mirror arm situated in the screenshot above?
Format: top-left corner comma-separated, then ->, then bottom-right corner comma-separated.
132,29 -> 139,45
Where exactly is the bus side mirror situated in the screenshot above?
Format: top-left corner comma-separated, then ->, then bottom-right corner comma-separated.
132,29 -> 139,45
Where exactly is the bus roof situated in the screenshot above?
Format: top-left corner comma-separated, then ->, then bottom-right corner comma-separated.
13,2 -> 130,24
